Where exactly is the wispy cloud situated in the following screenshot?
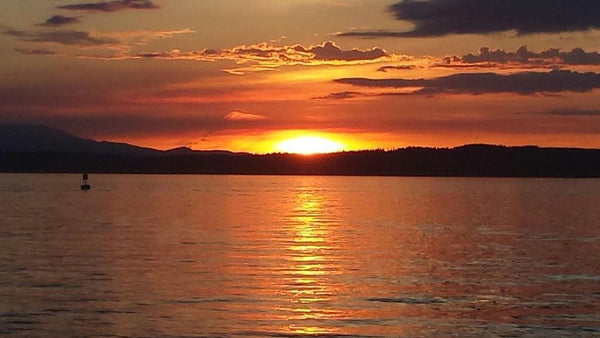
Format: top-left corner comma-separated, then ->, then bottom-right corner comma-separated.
338,0 -> 600,37
440,46 -> 600,68
59,0 -> 159,12
14,48 -> 58,56
523,108 -> 600,116
377,65 -> 416,72
313,91 -> 367,100
3,28 -> 116,46
37,15 -> 80,27
335,69 -> 600,95
224,110 -> 268,121
99,28 -> 194,49
3,26 -> 193,52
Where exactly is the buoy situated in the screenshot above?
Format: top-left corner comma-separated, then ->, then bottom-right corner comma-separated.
81,173 -> 91,190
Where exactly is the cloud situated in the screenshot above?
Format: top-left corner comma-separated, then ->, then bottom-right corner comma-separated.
14,48 -> 58,56
3,28 -> 116,46
335,69 -> 600,95
337,30 -> 409,38
528,108 -> 600,116
59,0 -> 158,12
37,15 -> 80,27
309,41 -> 387,61
5,33 -> 400,73
440,46 -> 600,68
3,27 -> 192,54
338,0 -> 600,37
135,41 -> 403,74
377,65 -> 416,72
95,28 -> 194,50
1,28 -> 28,38
139,41 -> 391,63
224,110 -> 268,121
313,91 -> 367,100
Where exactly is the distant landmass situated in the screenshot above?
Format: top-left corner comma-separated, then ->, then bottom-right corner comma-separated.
1,124 -> 599,177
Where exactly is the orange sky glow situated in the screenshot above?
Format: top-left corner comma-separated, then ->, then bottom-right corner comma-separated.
2,0 -> 600,154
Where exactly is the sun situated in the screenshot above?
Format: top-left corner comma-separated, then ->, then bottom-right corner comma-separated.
275,135 -> 344,155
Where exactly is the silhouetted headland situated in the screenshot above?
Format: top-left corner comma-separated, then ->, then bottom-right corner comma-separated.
1,124 -> 599,177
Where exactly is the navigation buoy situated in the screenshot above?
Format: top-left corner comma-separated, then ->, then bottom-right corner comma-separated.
80,173 -> 90,190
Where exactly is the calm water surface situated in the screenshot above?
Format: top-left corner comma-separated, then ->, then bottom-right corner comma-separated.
0,174 -> 599,337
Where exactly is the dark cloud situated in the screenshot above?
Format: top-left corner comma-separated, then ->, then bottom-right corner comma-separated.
441,46 -> 600,67
2,28 -> 28,38
337,30 -> 408,38
3,28 -> 116,46
312,91 -> 366,100
377,65 -> 416,72
339,0 -> 600,37
134,41 -> 397,74
37,15 -> 80,27
59,0 -> 158,12
335,69 -> 600,95
308,41 -> 387,61
14,48 -> 57,55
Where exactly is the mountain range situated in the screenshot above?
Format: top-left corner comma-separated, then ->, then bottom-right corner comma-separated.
1,124 -> 599,177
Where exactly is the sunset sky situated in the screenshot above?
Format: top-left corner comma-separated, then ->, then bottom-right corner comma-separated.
2,0 -> 600,153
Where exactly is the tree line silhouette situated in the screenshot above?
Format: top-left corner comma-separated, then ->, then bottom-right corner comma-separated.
2,144 -> 599,177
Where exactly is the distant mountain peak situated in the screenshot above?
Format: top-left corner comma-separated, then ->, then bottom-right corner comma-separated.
165,146 -> 194,154
0,123 -> 159,155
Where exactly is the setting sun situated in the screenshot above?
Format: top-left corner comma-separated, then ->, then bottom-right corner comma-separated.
275,136 -> 344,155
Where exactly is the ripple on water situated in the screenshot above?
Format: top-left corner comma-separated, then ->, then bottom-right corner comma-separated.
1,175 -> 599,336
367,296 -> 449,305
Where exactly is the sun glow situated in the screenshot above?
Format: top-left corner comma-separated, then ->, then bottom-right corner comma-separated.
275,136 -> 344,155
216,130 -> 386,154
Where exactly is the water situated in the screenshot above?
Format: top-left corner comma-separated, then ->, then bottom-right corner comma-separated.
1,174 -> 599,337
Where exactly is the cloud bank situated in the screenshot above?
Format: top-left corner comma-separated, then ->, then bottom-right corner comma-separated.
338,0 -> 600,37
335,69 -> 600,95
441,46 -> 600,68
137,41 -> 402,74
37,15 -> 80,27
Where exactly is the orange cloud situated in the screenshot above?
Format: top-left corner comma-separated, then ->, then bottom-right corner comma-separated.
224,110 -> 268,121
136,41 -> 408,74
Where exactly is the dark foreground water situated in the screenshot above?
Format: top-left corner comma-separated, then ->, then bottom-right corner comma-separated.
0,174 -> 599,337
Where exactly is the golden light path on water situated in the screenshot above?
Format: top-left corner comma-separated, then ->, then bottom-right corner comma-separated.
283,187 -> 340,334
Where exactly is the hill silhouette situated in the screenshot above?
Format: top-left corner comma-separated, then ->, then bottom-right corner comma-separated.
0,124 -> 159,156
1,124 -> 599,177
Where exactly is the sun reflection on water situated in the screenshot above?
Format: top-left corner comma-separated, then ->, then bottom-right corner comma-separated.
281,186 -> 342,334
